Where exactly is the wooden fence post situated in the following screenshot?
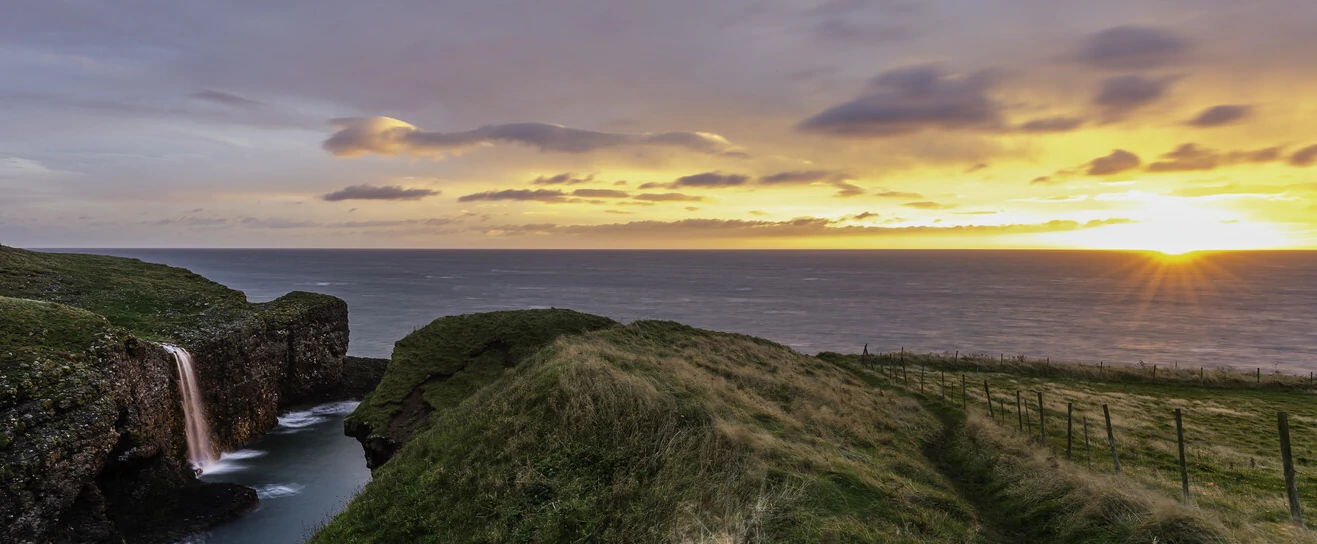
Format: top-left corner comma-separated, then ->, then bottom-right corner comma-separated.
1257,367 -> 1261,383
1066,402 -> 1074,461
1176,408 -> 1190,505
1279,412 -> 1304,528
984,380 -> 994,418
1103,404 -> 1121,474
941,371 -> 946,402
1037,391 -> 1046,446
862,344 -> 870,368
999,399 -> 1006,424
1016,391 -> 1023,432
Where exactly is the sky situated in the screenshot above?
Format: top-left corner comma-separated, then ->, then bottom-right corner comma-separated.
2,0 -> 1316,250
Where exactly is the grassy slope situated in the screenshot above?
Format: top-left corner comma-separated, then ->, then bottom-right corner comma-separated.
0,245 -> 337,344
316,320 -> 987,543
346,309 -> 619,443
836,352 -> 1317,543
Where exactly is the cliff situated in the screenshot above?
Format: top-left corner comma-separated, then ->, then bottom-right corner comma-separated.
0,246 -> 354,543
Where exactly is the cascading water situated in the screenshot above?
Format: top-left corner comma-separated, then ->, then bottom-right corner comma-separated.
162,344 -> 217,472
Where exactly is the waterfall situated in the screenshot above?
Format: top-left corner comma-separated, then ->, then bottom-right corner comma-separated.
162,344 -> 217,472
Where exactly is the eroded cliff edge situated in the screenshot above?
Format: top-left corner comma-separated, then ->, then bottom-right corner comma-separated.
0,246 -> 358,543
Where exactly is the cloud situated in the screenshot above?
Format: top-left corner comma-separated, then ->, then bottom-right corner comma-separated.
1289,144 -> 1317,167
639,171 -> 751,191
797,65 -> 1003,137
1147,143 -> 1282,172
671,172 -> 750,188
322,184 -> 440,201
240,217 -> 320,229
1094,75 -> 1171,119
875,190 -> 924,198
1186,105 -> 1252,127
1076,25 -> 1189,70
532,173 -> 595,185
1017,116 -> 1084,133
482,216 -> 1136,239
191,89 -> 266,108
758,169 -> 861,197
902,201 -> 956,210
1085,149 -> 1142,176
572,189 -> 630,198
759,170 -> 847,184
633,192 -> 707,202
965,163 -> 988,173
323,116 -> 740,158
457,189 -> 568,202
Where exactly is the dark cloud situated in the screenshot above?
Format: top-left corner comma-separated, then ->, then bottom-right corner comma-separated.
902,201 -> 956,210
1085,149 -> 1141,176
672,172 -> 750,188
1094,75 -> 1171,119
1076,25 -> 1189,70
1147,143 -> 1282,172
191,89 -> 266,108
875,190 -> 924,198
323,117 -> 738,158
572,189 -> 630,198
1186,105 -> 1252,127
1030,176 -> 1054,185
965,163 -> 988,173
797,65 -> 1003,137
759,170 -> 847,184
145,216 -> 229,227
1289,144 -> 1317,167
457,189 -> 567,202
322,184 -> 440,201
640,172 -> 750,190
1017,116 -> 1084,133
758,170 -> 861,197
532,173 -> 595,185
633,192 -> 708,202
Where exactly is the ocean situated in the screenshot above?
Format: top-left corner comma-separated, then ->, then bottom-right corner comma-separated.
70,249 -> 1317,372
43,248 -> 1315,543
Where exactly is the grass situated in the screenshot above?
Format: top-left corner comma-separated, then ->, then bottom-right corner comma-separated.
840,352 -> 1317,543
0,245 -> 340,345
345,309 -> 619,449
316,320 -> 990,543
0,296 -> 122,466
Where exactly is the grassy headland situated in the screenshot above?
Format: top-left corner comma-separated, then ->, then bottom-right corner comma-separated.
0,245 -> 338,344
317,311 -> 1244,543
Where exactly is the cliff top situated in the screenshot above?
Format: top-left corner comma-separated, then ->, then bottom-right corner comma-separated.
0,245 -> 340,344
346,309 -> 618,450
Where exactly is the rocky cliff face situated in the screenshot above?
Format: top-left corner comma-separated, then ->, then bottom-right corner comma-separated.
0,247 -> 355,544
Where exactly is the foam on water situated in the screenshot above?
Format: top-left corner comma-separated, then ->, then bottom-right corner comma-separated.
255,484 -> 305,499
274,401 -> 360,433
202,449 -> 267,476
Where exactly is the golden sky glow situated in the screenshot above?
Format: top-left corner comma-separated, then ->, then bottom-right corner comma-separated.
1,1 -> 1315,249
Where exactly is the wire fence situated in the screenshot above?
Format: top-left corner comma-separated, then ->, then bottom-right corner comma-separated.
852,347 -> 1314,529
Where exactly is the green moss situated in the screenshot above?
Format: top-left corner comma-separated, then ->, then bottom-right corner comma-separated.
347,309 -> 618,441
0,296 -> 123,452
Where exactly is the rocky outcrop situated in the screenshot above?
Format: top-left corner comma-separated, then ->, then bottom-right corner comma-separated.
0,246 -> 356,544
